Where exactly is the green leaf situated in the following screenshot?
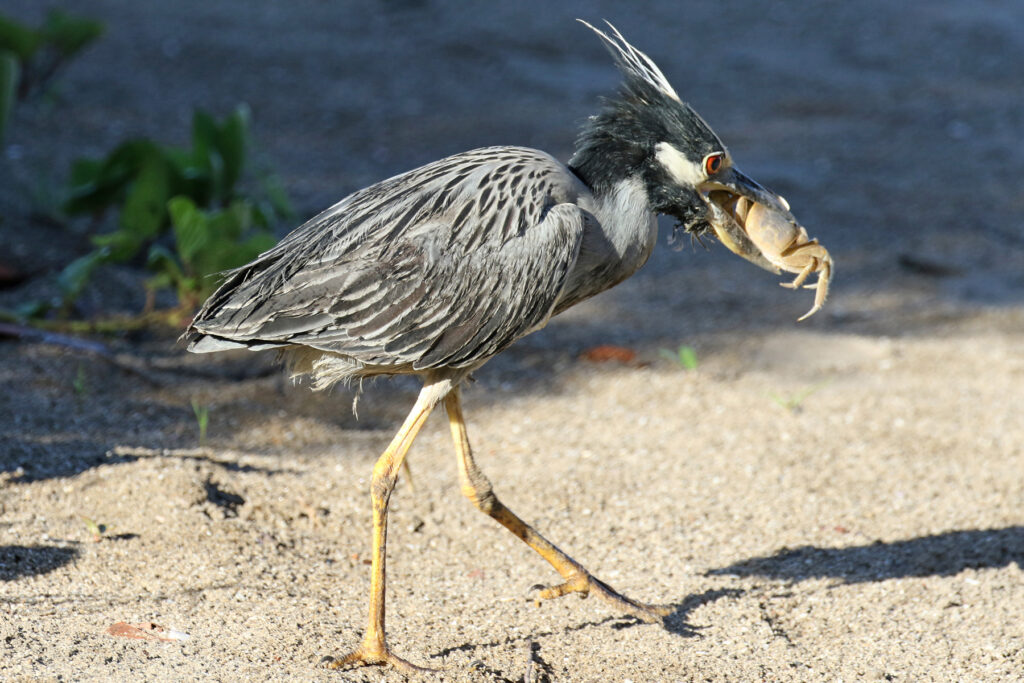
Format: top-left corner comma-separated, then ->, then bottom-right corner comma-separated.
41,10 -> 104,57
146,243 -> 185,280
191,398 -> 209,445
67,157 -> 103,187
177,276 -> 199,299
658,344 -> 699,371
203,229 -> 272,282
91,228 -> 143,258
211,200 -> 252,240
215,105 -> 249,198
57,247 -> 110,300
263,175 -> 294,220
191,110 -> 218,157
167,145 -> 213,207
240,231 -> 275,259
64,140 -> 160,216
57,101 -> 293,313
13,298 -> 50,319
167,195 -> 208,264
677,345 -> 699,370
0,15 -> 41,62
145,270 -> 173,292
81,144 -> 175,261
118,152 -> 173,246
190,110 -> 221,199
0,50 -> 17,141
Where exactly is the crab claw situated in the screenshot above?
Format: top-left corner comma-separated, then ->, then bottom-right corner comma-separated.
700,168 -> 833,321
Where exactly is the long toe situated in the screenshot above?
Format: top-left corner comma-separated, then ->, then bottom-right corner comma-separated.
530,571 -> 671,624
588,576 -> 672,623
531,569 -> 592,602
322,643 -> 435,674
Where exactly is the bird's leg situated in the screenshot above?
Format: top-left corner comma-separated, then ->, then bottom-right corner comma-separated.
400,457 -> 416,493
324,381 -> 447,673
444,388 -> 669,624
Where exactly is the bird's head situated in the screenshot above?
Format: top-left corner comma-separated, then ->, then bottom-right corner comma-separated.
570,20 -> 796,274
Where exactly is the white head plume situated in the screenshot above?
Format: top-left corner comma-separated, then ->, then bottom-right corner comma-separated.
578,19 -> 681,103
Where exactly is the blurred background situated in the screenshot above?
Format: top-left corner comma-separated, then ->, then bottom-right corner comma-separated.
2,0 -> 1022,350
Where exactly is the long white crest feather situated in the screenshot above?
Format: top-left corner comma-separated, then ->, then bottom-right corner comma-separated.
578,19 -> 681,103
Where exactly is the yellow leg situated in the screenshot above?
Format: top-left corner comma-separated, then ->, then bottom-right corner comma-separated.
324,380 -> 449,673
400,457 -> 416,493
444,387 -> 669,623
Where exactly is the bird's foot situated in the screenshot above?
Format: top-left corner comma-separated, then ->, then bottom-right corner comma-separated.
530,569 -> 671,624
321,637 -> 435,674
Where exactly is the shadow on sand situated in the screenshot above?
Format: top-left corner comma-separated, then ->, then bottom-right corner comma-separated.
0,544 -> 79,581
709,526 -> 1024,584
1,438 -> 299,483
428,585 -> 744,669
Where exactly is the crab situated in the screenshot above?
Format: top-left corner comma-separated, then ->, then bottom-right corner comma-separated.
742,199 -> 832,320
709,191 -> 833,321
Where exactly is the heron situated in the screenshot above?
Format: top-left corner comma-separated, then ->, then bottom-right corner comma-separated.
184,20 -> 831,672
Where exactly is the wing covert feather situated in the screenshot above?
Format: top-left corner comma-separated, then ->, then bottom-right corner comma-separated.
188,147 -> 588,370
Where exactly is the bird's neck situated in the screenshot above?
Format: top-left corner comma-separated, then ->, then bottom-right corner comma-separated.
553,174 -> 657,314
581,175 -> 658,263
560,128 -> 661,313
568,131 -> 647,199
568,135 -> 659,275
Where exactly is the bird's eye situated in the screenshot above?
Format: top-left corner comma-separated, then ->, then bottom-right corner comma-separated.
704,153 -> 724,176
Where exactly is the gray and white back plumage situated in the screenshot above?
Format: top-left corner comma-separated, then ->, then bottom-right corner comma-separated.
186,147 -> 599,387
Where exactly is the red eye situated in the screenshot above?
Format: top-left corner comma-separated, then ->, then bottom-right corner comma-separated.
704,153 -> 724,175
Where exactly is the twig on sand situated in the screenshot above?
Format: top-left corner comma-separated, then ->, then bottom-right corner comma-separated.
0,321 -> 165,386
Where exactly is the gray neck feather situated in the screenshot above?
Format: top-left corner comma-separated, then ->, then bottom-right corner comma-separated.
555,177 -> 657,313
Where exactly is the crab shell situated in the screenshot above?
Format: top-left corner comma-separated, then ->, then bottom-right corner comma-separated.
713,193 -> 833,320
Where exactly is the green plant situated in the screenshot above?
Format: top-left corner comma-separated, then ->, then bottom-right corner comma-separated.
53,106 -> 292,318
659,344 -> 699,370
191,398 -> 210,446
149,196 -> 277,310
80,515 -> 113,542
767,381 -> 829,414
0,10 -> 105,140
0,50 -> 16,142
72,362 -> 87,396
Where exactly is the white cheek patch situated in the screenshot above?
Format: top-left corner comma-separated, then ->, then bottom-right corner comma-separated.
655,142 -> 705,187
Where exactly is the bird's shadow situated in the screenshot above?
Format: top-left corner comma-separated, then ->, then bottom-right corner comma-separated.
659,587 -> 745,635
0,544 -> 79,581
434,526 -> 1023,668
429,585 -> 741,669
2,437 -> 300,484
708,526 -> 1024,584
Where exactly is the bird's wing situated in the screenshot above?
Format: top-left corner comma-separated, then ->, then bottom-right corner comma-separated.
187,147 -> 588,370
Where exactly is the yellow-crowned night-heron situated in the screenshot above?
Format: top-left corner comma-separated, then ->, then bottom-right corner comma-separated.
185,21 -> 829,672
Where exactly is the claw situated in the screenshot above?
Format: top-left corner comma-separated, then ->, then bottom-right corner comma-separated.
321,643 -> 436,674
528,570 -> 671,624
796,303 -> 821,323
321,633 -> 437,674
740,202 -> 832,320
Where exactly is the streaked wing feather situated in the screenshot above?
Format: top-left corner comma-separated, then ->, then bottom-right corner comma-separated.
187,147 -> 587,371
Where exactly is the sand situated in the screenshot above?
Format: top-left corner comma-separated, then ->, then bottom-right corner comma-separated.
2,1 -> 1023,680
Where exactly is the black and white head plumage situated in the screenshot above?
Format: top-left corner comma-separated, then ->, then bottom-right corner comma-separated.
577,20 -> 682,104
571,20 -> 729,241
